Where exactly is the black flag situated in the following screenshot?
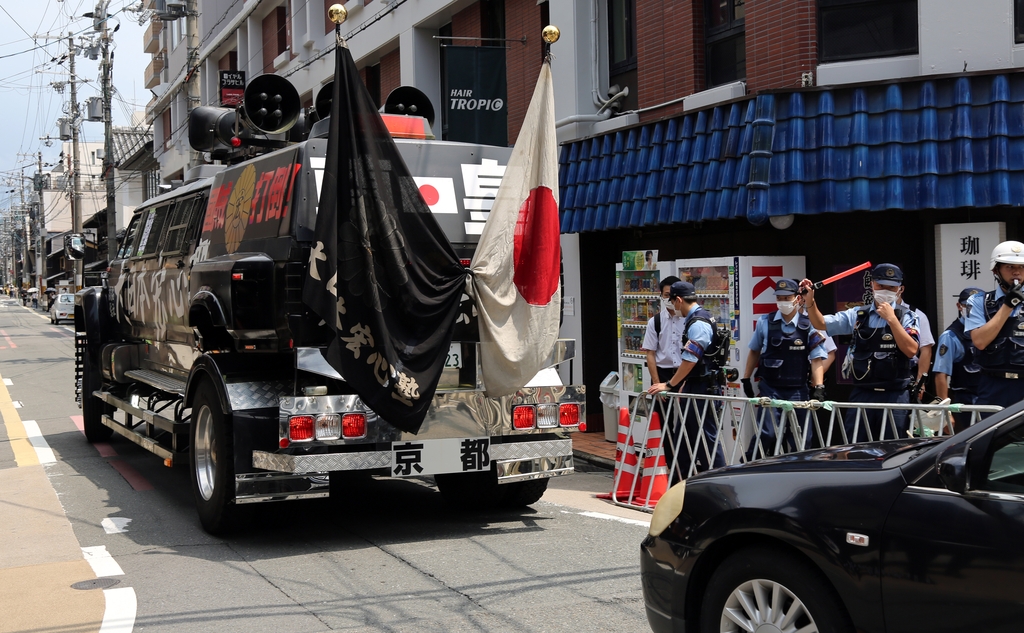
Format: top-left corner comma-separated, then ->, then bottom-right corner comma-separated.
302,42 -> 467,433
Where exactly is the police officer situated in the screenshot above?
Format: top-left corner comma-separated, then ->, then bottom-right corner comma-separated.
640,276 -> 682,388
647,281 -> 726,477
966,241 -> 1024,411
802,263 -> 920,441
741,278 -> 828,457
934,287 -> 984,432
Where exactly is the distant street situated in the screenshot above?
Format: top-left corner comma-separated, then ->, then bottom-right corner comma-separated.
0,294 -> 651,633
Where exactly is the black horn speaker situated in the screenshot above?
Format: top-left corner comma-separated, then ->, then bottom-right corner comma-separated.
383,86 -> 435,128
242,74 -> 301,135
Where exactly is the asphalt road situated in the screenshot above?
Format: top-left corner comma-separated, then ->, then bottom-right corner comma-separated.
0,295 -> 651,633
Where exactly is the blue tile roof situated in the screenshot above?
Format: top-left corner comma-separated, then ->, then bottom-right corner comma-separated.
559,72 -> 1024,232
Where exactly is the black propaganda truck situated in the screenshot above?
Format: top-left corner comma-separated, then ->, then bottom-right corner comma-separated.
73,72 -> 584,534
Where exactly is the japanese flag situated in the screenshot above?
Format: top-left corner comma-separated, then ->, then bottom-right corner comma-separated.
413,177 -> 458,214
470,61 -> 561,398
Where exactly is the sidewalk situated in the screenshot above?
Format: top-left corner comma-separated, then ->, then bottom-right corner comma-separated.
572,430 -> 616,469
0,373 -> 105,633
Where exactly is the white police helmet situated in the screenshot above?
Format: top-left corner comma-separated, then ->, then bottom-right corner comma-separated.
990,240 -> 1024,270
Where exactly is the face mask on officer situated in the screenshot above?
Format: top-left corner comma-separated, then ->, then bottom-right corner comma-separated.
873,289 -> 898,305
776,299 -> 797,315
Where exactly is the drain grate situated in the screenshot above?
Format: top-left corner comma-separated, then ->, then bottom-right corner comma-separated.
71,578 -> 121,591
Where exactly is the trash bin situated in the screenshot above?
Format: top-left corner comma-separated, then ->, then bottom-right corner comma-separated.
599,371 -> 620,442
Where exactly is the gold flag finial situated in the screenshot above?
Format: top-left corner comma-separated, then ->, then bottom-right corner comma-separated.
328,4 -> 348,24
542,25 -> 560,44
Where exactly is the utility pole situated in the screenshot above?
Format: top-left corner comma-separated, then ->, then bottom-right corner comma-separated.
186,0 -> 201,169
96,0 -> 118,262
36,152 -> 45,292
68,32 -> 83,290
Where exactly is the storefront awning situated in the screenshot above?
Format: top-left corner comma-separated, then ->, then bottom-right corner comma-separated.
559,71 -> 1024,233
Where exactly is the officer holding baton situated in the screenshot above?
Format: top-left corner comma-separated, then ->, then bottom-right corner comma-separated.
801,264 -> 920,441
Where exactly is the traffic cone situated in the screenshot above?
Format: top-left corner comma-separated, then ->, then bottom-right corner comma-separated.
597,407 -> 642,503
633,411 -> 668,509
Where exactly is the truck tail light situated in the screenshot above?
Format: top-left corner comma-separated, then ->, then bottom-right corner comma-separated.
512,405 -> 536,430
289,415 -> 315,441
559,403 -> 580,427
316,414 -> 341,440
537,403 -> 559,428
342,413 -> 366,438
231,272 -> 244,281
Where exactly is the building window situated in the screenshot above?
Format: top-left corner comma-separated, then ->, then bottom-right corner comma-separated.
162,109 -> 172,151
705,0 -> 745,88
819,0 -> 918,63
481,0 -> 505,45
607,0 -> 638,110
1016,0 -> 1024,43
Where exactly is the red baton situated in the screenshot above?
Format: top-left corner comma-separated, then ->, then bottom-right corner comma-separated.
800,261 -> 872,294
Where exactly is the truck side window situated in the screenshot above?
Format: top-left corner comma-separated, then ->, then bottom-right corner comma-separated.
117,215 -> 142,260
162,198 -> 195,255
136,205 -> 171,258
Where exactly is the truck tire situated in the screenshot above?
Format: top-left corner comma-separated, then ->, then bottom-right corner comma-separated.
190,381 -> 241,534
81,354 -> 113,443
500,478 -> 549,508
434,464 -> 505,510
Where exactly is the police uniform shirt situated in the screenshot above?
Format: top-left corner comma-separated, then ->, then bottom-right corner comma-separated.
822,334 -> 837,354
903,305 -> 935,348
749,311 -> 829,362
823,303 -> 921,343
640,308 -> 687,369
964,287 -> 1023,333
933,322 -> 966,376
681,304 -> 714,364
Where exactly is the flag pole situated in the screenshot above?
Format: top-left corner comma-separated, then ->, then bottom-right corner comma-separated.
542,24 -> 560,62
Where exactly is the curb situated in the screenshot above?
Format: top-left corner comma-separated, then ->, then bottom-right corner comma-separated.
572,449 -> 615,470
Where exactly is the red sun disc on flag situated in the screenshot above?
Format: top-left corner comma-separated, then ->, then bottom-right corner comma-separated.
513,186 -> 560,306
419,184 -> 440,206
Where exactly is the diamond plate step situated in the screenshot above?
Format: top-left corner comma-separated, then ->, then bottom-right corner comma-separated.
123,369 -> 187,395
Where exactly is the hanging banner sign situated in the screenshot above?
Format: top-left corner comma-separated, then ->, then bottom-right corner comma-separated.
936,222 -> 1005,328
444,46 -> 507,146
220,70 -> 246,106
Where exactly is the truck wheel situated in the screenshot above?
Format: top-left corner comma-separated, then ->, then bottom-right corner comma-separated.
81,355 -> 113,443
500,478 -> 549,508
434,465 -> 506,510
190,381 -> 240,534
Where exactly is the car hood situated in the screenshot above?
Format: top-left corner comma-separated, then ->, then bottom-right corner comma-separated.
699,437 -> 945,477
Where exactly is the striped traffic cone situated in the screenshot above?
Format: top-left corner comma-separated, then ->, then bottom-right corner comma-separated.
633,411 -> 668,509
597,408 -> 642,503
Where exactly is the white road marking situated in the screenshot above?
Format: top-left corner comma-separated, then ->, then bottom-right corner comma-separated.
99,587 -> 137,633
564,510 -> 650,528
101,517 -> 132,534
3,378 -> 11,386
12,401 -> 21,408
82,546 -> 125,577
20,420 -> 56,464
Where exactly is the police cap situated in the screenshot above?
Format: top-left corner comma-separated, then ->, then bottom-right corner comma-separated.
871,263 -> 903,287
774,278 -> 800,296
958,287 -> 984,303
669,281 -> 697,300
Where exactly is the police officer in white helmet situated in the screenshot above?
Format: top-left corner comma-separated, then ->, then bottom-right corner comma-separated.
965,240 -> 1024,412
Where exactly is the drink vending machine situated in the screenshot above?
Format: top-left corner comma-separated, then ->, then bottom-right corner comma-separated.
616,255 -> 806,455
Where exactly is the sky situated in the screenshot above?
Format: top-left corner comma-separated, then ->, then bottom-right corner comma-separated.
0,0 -> 150,210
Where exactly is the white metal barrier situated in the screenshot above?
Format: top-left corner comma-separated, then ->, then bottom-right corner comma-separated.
607,393 -> 1003,512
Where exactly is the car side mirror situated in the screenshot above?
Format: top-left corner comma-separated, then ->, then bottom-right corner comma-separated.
937,447 -> 969,494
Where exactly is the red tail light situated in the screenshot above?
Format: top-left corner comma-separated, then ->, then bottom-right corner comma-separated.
559,403 -> 580,427
289,415 -> 315,441
342,413 -> 366,438
513,405 -> 536,430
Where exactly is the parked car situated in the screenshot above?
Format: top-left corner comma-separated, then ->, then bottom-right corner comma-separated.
640,401 -> 1024,633
49,293 -> 74,323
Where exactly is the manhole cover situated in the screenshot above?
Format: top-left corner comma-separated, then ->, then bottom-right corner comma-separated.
71,578 -> 121,591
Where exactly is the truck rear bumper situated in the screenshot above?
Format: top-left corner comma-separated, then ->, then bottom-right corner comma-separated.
252,438 -> 574,482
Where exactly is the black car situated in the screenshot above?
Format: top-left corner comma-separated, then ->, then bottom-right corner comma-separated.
641,401 -> 1024,633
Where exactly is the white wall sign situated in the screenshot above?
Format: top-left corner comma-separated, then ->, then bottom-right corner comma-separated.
936,222 -> 1005,330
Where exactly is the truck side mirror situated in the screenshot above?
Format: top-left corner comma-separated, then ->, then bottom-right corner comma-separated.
65,234 -> 86,261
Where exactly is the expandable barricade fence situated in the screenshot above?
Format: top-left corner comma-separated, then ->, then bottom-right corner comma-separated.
607,392 -> 1003,512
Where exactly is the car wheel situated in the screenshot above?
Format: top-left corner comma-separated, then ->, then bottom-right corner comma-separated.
700,547 -> 853,633
190,381 -> 242,534
81,348 -> 114,443
500,478 -> 549,508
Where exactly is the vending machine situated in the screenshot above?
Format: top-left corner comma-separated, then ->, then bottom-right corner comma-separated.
615,252 -> 675,409
673,256 -> 806,454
